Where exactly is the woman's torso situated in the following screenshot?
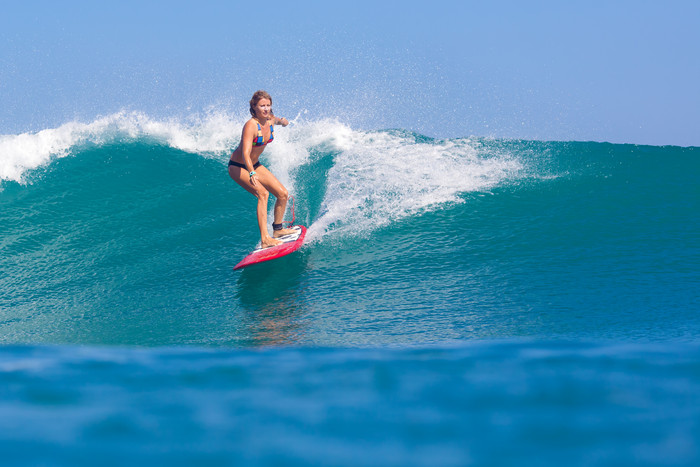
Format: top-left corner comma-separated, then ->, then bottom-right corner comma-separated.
231,118 -> 274,164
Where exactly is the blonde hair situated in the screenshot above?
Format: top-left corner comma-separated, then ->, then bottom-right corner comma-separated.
249,90 -> 272,117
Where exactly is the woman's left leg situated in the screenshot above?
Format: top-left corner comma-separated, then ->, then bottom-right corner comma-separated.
253,165 -> 297,236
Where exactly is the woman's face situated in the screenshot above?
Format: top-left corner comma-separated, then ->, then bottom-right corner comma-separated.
254,98 -> 272,119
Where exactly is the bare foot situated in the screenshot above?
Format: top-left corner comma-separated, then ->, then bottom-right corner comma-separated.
261,236 -> 282,248
273,228 -> 297,237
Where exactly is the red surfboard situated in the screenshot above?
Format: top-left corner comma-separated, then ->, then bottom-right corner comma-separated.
234,225 -> 307,270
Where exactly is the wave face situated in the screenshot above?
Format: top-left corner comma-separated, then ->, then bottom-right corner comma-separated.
1,113 -> 698,346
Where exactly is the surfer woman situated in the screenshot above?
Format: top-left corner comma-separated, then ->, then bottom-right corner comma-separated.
229,90 -> 296,248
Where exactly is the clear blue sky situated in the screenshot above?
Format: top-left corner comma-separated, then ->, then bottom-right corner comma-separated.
1,0 -> 698,146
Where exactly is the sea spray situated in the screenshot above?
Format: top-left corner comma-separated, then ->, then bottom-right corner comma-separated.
305,130 -> 523,240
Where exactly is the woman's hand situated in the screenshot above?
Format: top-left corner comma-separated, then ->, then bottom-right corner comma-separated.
249,171 -> 258,186
277,117 -> 289,127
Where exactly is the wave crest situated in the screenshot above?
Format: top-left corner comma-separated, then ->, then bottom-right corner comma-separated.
1,113 -> 524,243
0,111 -> 247,183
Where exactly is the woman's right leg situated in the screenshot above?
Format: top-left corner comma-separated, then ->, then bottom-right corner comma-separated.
229,165 -> 282,248
252,165 -> 297,237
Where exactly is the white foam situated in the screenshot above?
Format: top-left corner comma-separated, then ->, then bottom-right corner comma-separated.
0,111 -> 247,184
298,125 -> 523,241
1,121 -> 89,183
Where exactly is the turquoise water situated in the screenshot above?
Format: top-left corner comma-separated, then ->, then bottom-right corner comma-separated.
1,114 -> 699,464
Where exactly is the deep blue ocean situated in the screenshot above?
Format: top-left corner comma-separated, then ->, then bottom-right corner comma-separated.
1,113 -> 699,465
